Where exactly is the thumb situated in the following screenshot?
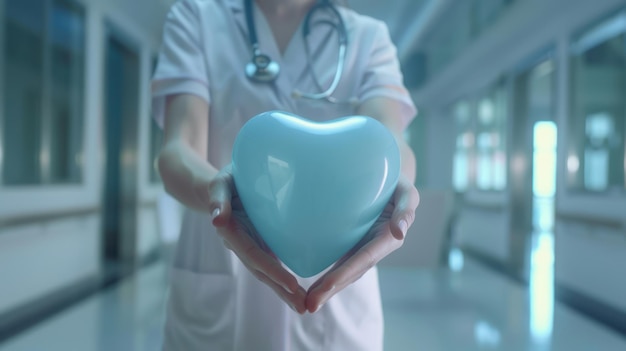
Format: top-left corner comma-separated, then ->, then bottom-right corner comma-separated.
208,172 -> 233,227
390,181 -> 420,240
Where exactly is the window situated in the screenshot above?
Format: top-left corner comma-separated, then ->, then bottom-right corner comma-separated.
532,121 -> 557,231
475,82 -> 507,191
2,0 -> 85,185
452,83 -> 508,193
453,100 -> 474,192
569,11 -> 626,192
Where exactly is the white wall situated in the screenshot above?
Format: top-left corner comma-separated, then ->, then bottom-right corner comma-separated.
0,0 -> 171,315
555,220 -> 626,312
415,105 -> 455,190
454,208 -> 510,261
380,189 -> 455,268
0,215 -> 100,314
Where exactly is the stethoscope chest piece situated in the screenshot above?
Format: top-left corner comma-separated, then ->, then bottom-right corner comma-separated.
246,52 -> 280,82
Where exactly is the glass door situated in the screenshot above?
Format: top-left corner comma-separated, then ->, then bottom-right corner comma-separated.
102,31 -> 140,267
511,56 -> 557,347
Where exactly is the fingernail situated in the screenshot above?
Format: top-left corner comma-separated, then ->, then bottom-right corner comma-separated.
398,219 -> 408,237
211,208 -> 221,220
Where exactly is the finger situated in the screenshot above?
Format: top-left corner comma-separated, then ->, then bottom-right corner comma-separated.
251,269 -> 307,314
230,204 -> 277,259
219,225 -> 301,295
306,230 -> 403,312
390,180 -> 420,240
240,239 -> 301,295
208,171 -> 234,227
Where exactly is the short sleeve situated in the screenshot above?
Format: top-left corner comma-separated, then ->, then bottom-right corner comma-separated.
151,0 -> 209,129
357,21 -> 417,130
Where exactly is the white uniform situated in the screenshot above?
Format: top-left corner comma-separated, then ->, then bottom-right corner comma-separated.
151,0 -> 416,350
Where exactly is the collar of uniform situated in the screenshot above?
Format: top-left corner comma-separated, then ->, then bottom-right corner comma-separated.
225,0 -> 351,20
226,0 -> 354,28
224,0 -> 247,42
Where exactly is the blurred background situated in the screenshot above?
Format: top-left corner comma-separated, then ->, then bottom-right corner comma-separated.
0,0 -> 625,350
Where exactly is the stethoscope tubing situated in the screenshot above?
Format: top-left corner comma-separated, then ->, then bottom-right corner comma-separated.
244,0 -> 353,104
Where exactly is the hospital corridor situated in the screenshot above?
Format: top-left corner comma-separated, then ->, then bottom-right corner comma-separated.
1,0 -> 626,350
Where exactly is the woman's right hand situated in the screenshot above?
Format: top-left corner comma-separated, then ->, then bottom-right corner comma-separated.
206,165 -> 307,314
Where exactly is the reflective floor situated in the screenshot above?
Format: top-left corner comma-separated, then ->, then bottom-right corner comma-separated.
1,257 -> 625,351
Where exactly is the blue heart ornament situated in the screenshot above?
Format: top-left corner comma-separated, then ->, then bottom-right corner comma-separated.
232,111 -> 400,277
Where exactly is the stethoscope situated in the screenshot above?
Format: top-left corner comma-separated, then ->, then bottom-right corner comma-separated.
244,0 -> 353,104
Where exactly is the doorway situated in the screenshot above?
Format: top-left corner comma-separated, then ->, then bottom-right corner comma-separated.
511,56 -> 558,344
102,30 -> 139,268
510,57 -> 557,268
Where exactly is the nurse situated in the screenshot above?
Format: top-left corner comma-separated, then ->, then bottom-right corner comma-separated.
152,0 -> 420,350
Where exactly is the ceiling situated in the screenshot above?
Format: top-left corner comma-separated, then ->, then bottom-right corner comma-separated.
348,0 -> 435,56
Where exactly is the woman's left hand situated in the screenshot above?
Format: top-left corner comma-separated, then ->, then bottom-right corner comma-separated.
305,175 -> 420,313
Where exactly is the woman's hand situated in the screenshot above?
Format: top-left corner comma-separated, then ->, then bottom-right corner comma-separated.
207,166 -> 307,314
305,176 -> 420,313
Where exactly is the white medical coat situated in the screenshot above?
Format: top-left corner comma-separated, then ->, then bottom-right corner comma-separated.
151,0 -> 417,350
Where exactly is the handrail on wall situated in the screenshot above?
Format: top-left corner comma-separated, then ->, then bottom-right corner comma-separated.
0,200 -> 158,230
555,211 -> 624,230
463,200 -> 507,212
0,208 -> 101,230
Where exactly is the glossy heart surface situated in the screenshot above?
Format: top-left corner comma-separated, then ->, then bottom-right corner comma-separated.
232,111 -> 400,277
